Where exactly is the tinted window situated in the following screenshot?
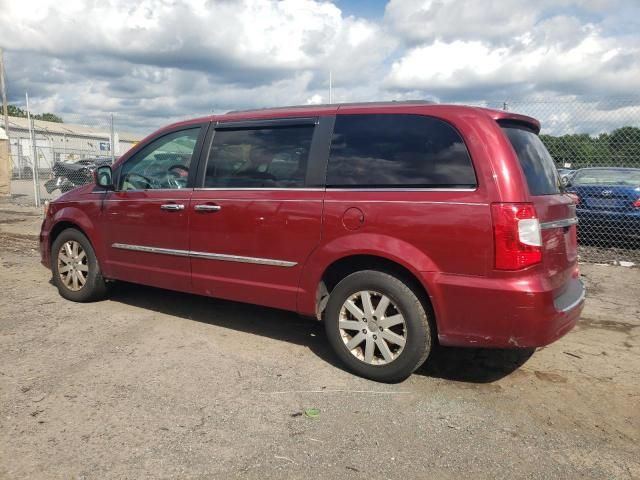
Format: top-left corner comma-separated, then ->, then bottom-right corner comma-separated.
326,114 -> 476,188
502,126 -> 560,195
119,128 -> 200,190
204,126 -> 314,188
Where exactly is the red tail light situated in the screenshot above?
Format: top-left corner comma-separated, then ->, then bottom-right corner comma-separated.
633,198 -> 640,208
491,203 -> 542,270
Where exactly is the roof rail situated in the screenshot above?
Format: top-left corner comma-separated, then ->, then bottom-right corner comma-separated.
226,99 -> 436,114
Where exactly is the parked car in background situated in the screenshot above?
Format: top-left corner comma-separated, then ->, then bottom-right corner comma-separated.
566,167 -> 640,241
558,168 -> 576,186
45,157 -> 116,193
39,102 -> 585,382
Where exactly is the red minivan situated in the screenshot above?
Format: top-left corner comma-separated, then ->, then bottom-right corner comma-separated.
40,102 -> 585,382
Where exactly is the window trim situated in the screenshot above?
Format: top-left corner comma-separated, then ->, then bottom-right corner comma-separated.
114,123 -> 209,192
196,117 -> 327,190
324,113 -> 478,190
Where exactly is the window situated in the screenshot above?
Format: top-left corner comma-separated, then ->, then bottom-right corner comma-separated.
119,128 -> 201,190
204,126 -> 314,188
326,114 -> 476,188
501,125 -> 560,195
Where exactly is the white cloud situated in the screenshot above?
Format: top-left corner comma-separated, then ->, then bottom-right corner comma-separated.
1,0 -> 639,133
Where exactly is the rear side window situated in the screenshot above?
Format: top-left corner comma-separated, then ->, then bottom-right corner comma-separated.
326,114 -> 476,188
502,125 -> 560,195
204,126 -> 314,188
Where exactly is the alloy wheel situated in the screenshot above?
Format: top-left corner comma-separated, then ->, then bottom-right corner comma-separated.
338,290 -> 407,365
57,240 -> 88,291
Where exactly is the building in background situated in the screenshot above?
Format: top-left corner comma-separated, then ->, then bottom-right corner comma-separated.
5,116 -> 140,176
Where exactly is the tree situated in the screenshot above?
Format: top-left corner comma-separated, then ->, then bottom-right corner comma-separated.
541,126 -> 640,169
6,104 -> 63,123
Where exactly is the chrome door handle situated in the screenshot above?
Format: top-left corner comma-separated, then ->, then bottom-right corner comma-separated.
160,203 -> 185,211
194,204 -> 222,212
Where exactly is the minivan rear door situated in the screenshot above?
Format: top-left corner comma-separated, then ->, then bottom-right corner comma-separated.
501,125 -> 578,295
188,117 -> 330,312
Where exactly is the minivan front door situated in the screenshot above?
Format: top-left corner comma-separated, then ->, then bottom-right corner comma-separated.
101,126 -> 206,292
188,118 -> 327,311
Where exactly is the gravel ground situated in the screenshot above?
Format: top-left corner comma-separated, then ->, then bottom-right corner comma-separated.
0,199 -> 638,479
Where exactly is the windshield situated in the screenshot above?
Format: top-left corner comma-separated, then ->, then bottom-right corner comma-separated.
572,169 -> 640,186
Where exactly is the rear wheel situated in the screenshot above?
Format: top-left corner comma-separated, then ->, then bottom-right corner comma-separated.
324,270 -> 433,382
51,229 -> 108,302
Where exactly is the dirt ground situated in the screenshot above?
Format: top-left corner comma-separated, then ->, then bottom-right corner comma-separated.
0,199 -> 638,479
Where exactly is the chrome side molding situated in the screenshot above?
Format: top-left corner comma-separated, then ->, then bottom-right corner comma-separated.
540,217 -> 578,230
112,243 -> 297,267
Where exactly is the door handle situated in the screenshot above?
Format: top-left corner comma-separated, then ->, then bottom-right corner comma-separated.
194,204 -> 222,212
160,203 -> 185,211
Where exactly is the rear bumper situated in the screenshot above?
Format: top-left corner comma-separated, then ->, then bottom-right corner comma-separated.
425,272 -> 585,348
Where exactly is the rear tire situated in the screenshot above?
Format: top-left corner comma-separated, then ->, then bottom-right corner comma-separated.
324,270 -> 433,383
51,228 -> 108,302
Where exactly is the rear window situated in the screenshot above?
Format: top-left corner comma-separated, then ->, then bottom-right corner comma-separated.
502,125 -> 560,195
326,114 -> 476,188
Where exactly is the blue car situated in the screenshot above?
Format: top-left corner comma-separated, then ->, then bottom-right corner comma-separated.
566,168 -> 640,242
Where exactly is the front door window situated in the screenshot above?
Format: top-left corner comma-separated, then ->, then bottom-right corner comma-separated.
119,128 -> 201,190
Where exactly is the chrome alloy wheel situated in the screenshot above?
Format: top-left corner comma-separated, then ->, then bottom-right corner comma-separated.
338,290 -> 407,365
57,240 -> 88,291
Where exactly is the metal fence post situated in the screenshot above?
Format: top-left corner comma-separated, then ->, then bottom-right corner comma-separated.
25,92 -> 40,207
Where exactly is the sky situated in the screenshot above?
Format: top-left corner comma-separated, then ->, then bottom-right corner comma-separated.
1,0 -> 639,134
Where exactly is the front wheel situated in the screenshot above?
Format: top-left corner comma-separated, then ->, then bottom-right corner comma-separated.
324,270 -> 433,383
51,228 -> 109,302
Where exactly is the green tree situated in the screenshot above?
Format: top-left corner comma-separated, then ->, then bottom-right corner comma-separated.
7,104 -> 64,123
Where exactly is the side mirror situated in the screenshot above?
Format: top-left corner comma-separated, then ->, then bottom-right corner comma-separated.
95,165 -> 114,190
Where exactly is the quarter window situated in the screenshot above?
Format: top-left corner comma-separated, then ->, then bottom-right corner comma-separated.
326,114 -> 476,188
204,126 -> 314,188
119,128 -> 201,190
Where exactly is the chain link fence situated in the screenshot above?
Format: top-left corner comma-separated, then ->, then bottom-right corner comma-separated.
500,99 -> 640,264
4,98 -> 640,264
5,113 -> 141,204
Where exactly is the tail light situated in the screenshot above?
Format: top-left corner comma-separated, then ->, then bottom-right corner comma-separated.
633,198 -> 640,208
491,203 -> 542,270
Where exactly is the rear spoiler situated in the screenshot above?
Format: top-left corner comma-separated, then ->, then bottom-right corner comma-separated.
477,108 -> 541,134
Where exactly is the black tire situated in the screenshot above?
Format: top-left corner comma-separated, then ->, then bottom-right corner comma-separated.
51,228 -> 109,302
324,270 -> 433,383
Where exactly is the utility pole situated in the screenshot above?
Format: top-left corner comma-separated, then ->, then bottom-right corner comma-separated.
0,47 -> 11,196
0,48 -> 9,136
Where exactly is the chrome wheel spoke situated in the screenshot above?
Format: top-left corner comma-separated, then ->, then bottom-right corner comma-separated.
77,271 -> 87,286
364,337 -> 375,363
64,242 -> 73,257
344,299 -> 365,320
382,330 -> 406,348
338,319 -> 361,331
76,264 -> 89,272
374,295 -> 390,319
346,331 -> 366,350
58,264 -> 73,273
77,251 -> 86,262
375,337 -> 394,362
72,271 -> 79,290
379,314 -> 403,329
360,291 -> 374,317
59,253 -> 72,264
